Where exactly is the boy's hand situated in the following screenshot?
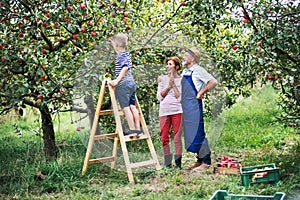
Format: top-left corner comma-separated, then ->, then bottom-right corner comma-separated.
109,79 -> 118,87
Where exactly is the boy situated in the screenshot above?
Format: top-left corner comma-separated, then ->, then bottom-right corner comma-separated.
108,33 -> 141,136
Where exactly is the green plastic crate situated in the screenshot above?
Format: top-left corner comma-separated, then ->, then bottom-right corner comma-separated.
240,163 -> 280,187
209,190 -> 286,200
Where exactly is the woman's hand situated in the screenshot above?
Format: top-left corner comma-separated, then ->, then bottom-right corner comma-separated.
168,74 -> 174,88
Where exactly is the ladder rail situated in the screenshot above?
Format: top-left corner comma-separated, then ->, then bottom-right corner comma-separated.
82,79 -> 107,175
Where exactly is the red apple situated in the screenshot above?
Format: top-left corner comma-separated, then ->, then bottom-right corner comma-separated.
274,74 -> 279,80
111,13 -> 116,17
42,22 -> 46,27
185,11 -> 191,16
232,45 -> 238,50
18,33 -> 24,38
19,59 -> 24,63
91,31 -> 96,37
40,75 -> 46,81
80,3 -> 87,9
66,5 -> 73,11
267,9 -> 271,13
42,49 -> 47,54
257,41 -> 262,46
122,17 -> 127,23
263,172 -> 268,177
124,13 -> 128,17
1,57 -> 5,62
37,94 -> 43,99
45,13 -> 50,18
181,1 -> 186,6
57,38 -> 61,42
242,19 -> 248,23
76,127 -> 81,131
288,123 -> 296,127
231,163 -> 237,168
0,44 -> 2,48
73,34 -> 78,39
267,74 -> 273,80
36,99 -> 42,103
80,27 -> 85,33
290,18 -> 295,23
126,26 -> 131,31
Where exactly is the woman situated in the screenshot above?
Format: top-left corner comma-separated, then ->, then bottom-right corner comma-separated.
157,57 -> 183,168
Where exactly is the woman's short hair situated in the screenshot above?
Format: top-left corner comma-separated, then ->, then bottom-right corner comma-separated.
166,56 -> 181,71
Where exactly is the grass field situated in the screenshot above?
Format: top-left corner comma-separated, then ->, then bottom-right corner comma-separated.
0,84 -> 299,200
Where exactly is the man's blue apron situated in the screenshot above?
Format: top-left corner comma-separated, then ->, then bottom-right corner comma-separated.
181,71 -> 206,153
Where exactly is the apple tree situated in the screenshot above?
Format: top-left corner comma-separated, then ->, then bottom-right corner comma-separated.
0,0 -> 154,160
182,0 -> 299,124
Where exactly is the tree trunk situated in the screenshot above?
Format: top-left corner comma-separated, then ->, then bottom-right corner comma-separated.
40,105 -> 57,160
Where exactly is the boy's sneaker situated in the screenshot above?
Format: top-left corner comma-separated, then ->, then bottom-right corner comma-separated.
133,130 -> 143,136
124,130 -> 142,136
124,130 -> 137,136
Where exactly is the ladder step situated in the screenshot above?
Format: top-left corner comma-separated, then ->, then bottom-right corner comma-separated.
97,110 -> 124,116
88,156 -> 115,164
124,134 -> 148,142
94,133 -> 118,140
98,110 -> 113,115
129,159 -> 157,168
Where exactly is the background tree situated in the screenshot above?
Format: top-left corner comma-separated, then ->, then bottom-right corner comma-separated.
0,0 -> 149,160
184,0 -> 299,124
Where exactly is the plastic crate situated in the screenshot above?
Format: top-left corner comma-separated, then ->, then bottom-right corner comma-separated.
240,163 -> 280,187
209,190 -> 286,200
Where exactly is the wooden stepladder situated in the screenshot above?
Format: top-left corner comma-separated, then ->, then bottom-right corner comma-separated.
82,78 -> 161,183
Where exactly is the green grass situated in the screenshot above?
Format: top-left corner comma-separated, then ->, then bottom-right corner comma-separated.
0,85 -> 299,200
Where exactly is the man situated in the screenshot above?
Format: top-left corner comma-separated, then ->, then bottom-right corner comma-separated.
181,48 -> 218,171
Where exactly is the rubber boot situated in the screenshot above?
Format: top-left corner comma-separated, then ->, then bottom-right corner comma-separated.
164,154 -> 173,168
174,154 -> 182,169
